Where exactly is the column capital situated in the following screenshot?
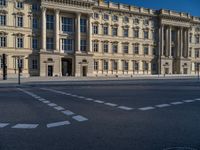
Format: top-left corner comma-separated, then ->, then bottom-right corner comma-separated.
54,9 -> 60,14
41,6 -> 47,12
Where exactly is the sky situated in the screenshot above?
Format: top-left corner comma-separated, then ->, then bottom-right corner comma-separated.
110,0 -> 200,17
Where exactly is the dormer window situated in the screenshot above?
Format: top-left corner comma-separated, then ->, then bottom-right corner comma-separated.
17,2 -> 24,9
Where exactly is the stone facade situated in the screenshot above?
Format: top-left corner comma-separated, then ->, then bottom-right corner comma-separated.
0,0 -> 200,77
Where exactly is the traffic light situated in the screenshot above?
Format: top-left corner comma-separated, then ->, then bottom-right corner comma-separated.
2,54 -> 7,80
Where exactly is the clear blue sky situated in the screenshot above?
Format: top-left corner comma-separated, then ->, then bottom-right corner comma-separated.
110,0 -> 200,16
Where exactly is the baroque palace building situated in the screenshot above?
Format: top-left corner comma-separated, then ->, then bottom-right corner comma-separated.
0,0 -> 200,77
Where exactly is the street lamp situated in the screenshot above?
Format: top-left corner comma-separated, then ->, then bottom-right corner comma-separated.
197,63 -> 200,81
2,54 -> 7,80
13,56 -> 24,85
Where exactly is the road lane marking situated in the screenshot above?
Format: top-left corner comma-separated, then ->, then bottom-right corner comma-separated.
12,124 -> 39,129
42,100 -> 50,104
138,107 -> 155,111
104,103 -> 117,107
156,104 -> 171,108
85,98 -> 94,101
47,121 -> 70,128
183,100 -> 195,103
38,98 -> 46,101
195,98 -> 200,101
54,106 -> 65,111
118,106 -> 134,111
62,110 -> 75,116
171,101 -> 183,105
72,115 -> 88,122
0,123 -> 9,128
94,100 -> 104,104
48,103 -> 57,107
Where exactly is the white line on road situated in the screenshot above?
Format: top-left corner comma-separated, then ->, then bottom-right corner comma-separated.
62,110 -> 75,116
195,98 -> 200,101
138,106 -> 155,111
72,115 -> 88,122
12,124 -> 39,129
38,98 -> 46,101
156,104 -> 171,108
104,103 -> 117,107
118,106 -> 134,111
48,103 -> 57,107
42,100 -> 50,104
171,101 -> 184,105
0,123 -> 9,128
94,100 -> 104,104
85,98 -> 94,101
54,106 -> 65,111
183,100 -> 195,103
47,121 -> 70,128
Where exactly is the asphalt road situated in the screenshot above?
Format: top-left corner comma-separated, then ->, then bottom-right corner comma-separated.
0,79 -> 200,150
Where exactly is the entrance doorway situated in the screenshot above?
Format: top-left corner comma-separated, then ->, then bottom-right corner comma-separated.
62,58 -> 72,76
164,68 -> 169,74
82,66 -> 87,77
48,65 -> 53,76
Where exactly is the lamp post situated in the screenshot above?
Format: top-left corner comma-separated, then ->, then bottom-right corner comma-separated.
13,56 -> 24,85
2,54 -> 7,80
198,63 -> 200,81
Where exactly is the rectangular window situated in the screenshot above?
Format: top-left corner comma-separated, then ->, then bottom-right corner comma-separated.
134,62 -> 139,71
17,2 -> 23,8
103,26 -> 108,35
80,18 -> 87,33
144,31 -> 149,39
123,61 -> 129,71
144,46 -> 149,55
94,60 -> 98,71
93,41 -> 98,52
46,37 -> 54,50
103,43 -> 108,53
94,13 -> 99,19
103,14 -> 109,20
124,29 -> 129,37
112,44 -> 118,53
17,58 -> 24,69
62,39 -> 73,51
17,37 -> 23,48
46,15 -> 54,30
0,0 -> 6,6
32,59 -> 38,70
17,16 -> 23,27
93,25 -> 98,34
112,28 -> 118,36
0,36 -> 6,47
143,62 -> 148,71
103,60 -> 108,70
133,45 -> 139,54
0,57 -> 3,69
113,61 -> 118,70
81,40 -> 87,52
195,36 -> 200,44
0,15 -> 6,26
32,17 -> 38,29
32,3 -> 39,11
112,15 -> 118,21
134,30 -> 139,38
195,49 -> 200,58
123,44 -> 129,54
32,38 -> 38,49
62,17 -> 74,33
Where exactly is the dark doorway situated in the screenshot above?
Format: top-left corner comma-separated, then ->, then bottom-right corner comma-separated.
62,58 -> 72,76
82,66 -> 87,77
48,65 -> 53,76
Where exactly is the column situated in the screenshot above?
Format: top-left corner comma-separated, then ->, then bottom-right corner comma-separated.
169,26 -> 172,57
165,27 -> 169,56
161,25 -> 164,56
88,14 -> 92,52
76,13 -> 81,52
55,9 -> 60,52
148,62 -> 151,74
176,28 -> 180,57
129,60 -> 133,74
41,7 -> 46,50
180,27 -> 183,57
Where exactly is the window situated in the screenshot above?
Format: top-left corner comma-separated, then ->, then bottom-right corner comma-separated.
123,44 -> 129,54
123,61 -> 129,71
112,27 -> 118,36
103,26 -> 109,35
189,34 -> 192,43
133,44 -> 139,54
144,31 -> 149,39
0,15 -> 6,26
32,3 -> 39,11
0,0 -> 6,6
124,28 -> 129,37
32,17 -> 38,29
17,37 -> 23,48
112,44 -> 118,53
134,62 -> 139,71
81,39 -> 87,52
62,39 -> 73,51
46,37 -> 54,50
195,36 -> 200,44
46,15 -> 54,30
17,58 -> 24,69
143,19 -> 149,25
0,36 -> 6,47
112,61 -> 118,70
16,2 -> 23,9
80,18 -> 87,33
94,60 -> 98,71
0,57 -> 3,69
32,38 -> 38,49
103,14 -> 109,20
103,43 -> 109,53
144,46 -> 149,55
112,15 -> 118,21
93,25 -> 98,34
103,60 -> 108,70
93,41 -> 99,52
195,49 -> 200,58
124,16 -> 129,23
94,13 -> 99,19
189,48 -> 192,57
133,29 -> 139,38
62,17 -> 74,33
17,16 -> 23,27
133,18 -> 139,24
143,62 -> 148,71
32,59 -> 38,70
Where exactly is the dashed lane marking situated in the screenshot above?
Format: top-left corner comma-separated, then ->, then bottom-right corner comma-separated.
171,101 -> 184,105
12,124 -> 39,129
62,110 -> 75,116
156,104 -> 171,108
54,106 -> 65,111
104,103 -> 117,107
47,121 -> 70,128
195,98 -> 200,101
118,106 -> 134,111
183,100 -> 195,103
94,100 -> 104,104
42,100 -> 50,104
72,115 -> 88,122
0,123 -> 9,128
48,103 -> 57,107
139,107 -> 155,111
85,98 -> 94,101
